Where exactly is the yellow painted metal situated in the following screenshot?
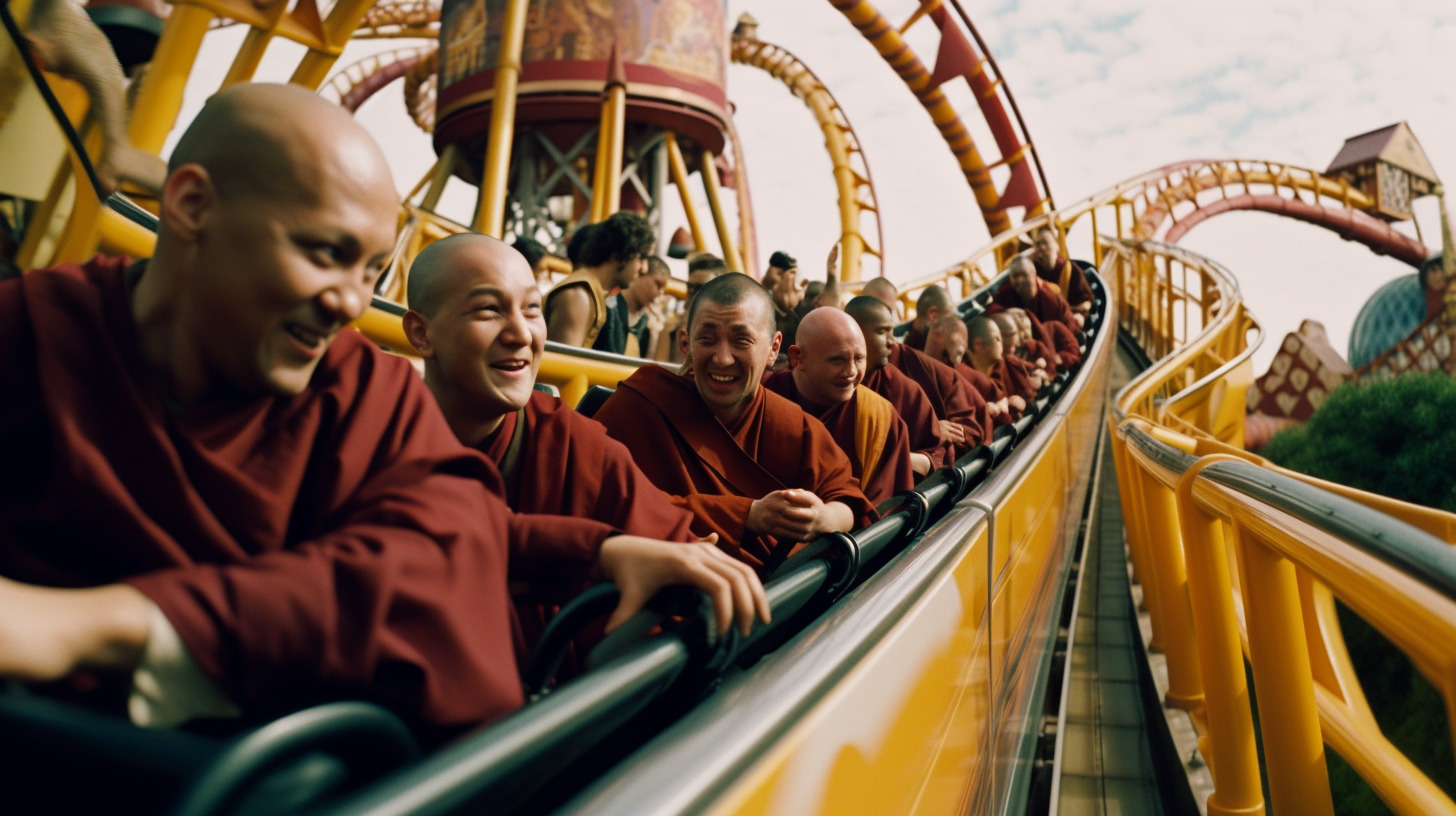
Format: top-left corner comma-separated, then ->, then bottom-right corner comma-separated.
420,144 -> 460,212
663,132 -> 708,253
126,3 -> 214,156
220,27 -> 276,89
699,150 -> 744,274
471,0 -> 528,237
730,33 -> 882,281
97,208 -> 158,259
352,307 -> 415,354
588,85 -> 627,223
289,0 -> 383,90
1175,456 -> 1266,816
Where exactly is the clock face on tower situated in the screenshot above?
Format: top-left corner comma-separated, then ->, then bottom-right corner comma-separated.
1378,162 -> 1411,219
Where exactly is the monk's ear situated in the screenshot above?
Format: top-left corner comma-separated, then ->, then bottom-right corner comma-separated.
767,330 -> 783,360
160,164 -> 213,242
676,324 -> 692,360
401,310 -> 434,358
786,344 -> 804,369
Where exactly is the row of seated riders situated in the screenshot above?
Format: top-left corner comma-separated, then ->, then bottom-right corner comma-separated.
0,84 -> 1090,751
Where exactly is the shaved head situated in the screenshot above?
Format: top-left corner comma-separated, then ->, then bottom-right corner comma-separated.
138,82 -> 399,405
845,295 -> 895,371
915,285 -> 953,317
991,312 -> 1018,341
402,232 -> 546,443
168,83 -> 393,210
687,272 -> 775,335
925,315 -> 967,366
790,307 -> 866,406
966,315 -> 997,343
862,277 -> 897,303
796,307 -> 863,352
408,233 -> 528,318
844,294 -> 892,325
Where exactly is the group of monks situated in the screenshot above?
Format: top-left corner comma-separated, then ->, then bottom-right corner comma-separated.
0,82 -> 1091,744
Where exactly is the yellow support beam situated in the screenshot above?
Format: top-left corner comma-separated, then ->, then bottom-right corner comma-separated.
699,150 -> 743,274
663,132 -> 708,253
472,0 -> 529,236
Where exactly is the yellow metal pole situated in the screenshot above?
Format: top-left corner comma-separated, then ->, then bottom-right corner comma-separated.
422,144 -> 460,212
219,27 -> 276,89
699,150 -> 744,274
663,133 -> 707,252
472,0 -> 529,236
126,3 -> 216,155
289,0 -> 379,90
1233,522 -> 1335,816
1139,466 -> 1204,710
1177,458 -> 1266,816
589,84 -> 626,222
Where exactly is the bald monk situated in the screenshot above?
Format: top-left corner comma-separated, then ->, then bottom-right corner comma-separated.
847,295 -> 993,453
763,308 -> 915,505
861,276 -> 901,318
546,211 -> 655,348
997,311 -> 1054,387
966,315 -> 1030,419
992,255 -> 1084,332
924,316 -> 1007,426
903,284 -> 954,351
403,233 -> 768,658
1029,226 -> 1093,317
991,313 -> 1048,397
594,274 -> 875,575
0,85 -> 750,738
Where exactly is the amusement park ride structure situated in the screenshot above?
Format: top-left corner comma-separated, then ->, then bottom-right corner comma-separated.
2,0 -> 1456,814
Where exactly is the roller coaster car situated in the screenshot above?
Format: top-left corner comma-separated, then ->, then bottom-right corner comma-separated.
0,186 -> 1109,814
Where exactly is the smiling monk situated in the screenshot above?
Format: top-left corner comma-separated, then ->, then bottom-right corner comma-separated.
594,274 -> 874,575
763,307 -> 915,506
0,84 -> 530,734
402,234 -> 768,650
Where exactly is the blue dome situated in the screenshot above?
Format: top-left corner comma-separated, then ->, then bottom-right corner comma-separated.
1348,275 -> 1426,369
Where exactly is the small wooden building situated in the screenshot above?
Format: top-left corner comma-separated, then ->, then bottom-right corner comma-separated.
1325,122 -> 1440,221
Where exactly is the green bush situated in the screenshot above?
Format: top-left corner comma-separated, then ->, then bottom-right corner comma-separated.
1263,373 -> 1456,512
1263,372 -> 1456,813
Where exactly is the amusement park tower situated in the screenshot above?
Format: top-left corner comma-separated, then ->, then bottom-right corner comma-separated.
432,0 -> 745,272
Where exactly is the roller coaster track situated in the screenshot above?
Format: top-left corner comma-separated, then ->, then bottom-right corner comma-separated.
831,0 -> 1053,245
319,45 -> 432,112
730,33 -> 884,282
1129,159 -> 1429,266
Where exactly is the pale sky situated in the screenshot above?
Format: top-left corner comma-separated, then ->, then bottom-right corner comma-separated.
178,0 -> 1455,373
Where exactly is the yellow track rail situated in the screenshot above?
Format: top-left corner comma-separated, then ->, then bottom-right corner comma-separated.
730,32 -> 884,282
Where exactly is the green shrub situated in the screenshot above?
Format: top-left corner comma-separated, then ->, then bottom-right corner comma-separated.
1263,373 -> 1456,513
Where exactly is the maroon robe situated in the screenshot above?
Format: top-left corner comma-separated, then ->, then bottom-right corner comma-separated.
594,366 -> 874,574
1034,256 -> 1094,308
952,362 -> 1013,425
478,390 -> 695,669
0,257 -> 618,730
859,363 -> 953,468
1044,318 -> 1083,370
991,355 -> 1041,403
902,322 -> 928,351
991,281 -> 1080,334
762,372 -> 915,505
887,344 -> 994,448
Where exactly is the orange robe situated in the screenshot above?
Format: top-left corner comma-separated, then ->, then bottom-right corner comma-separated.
1034,255 -> 1094,307
594,366 -> 874,574
762,372 -> 915,506
0,257 -> 610,731
859,363 -> 953,468
887,344 -> 994,449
